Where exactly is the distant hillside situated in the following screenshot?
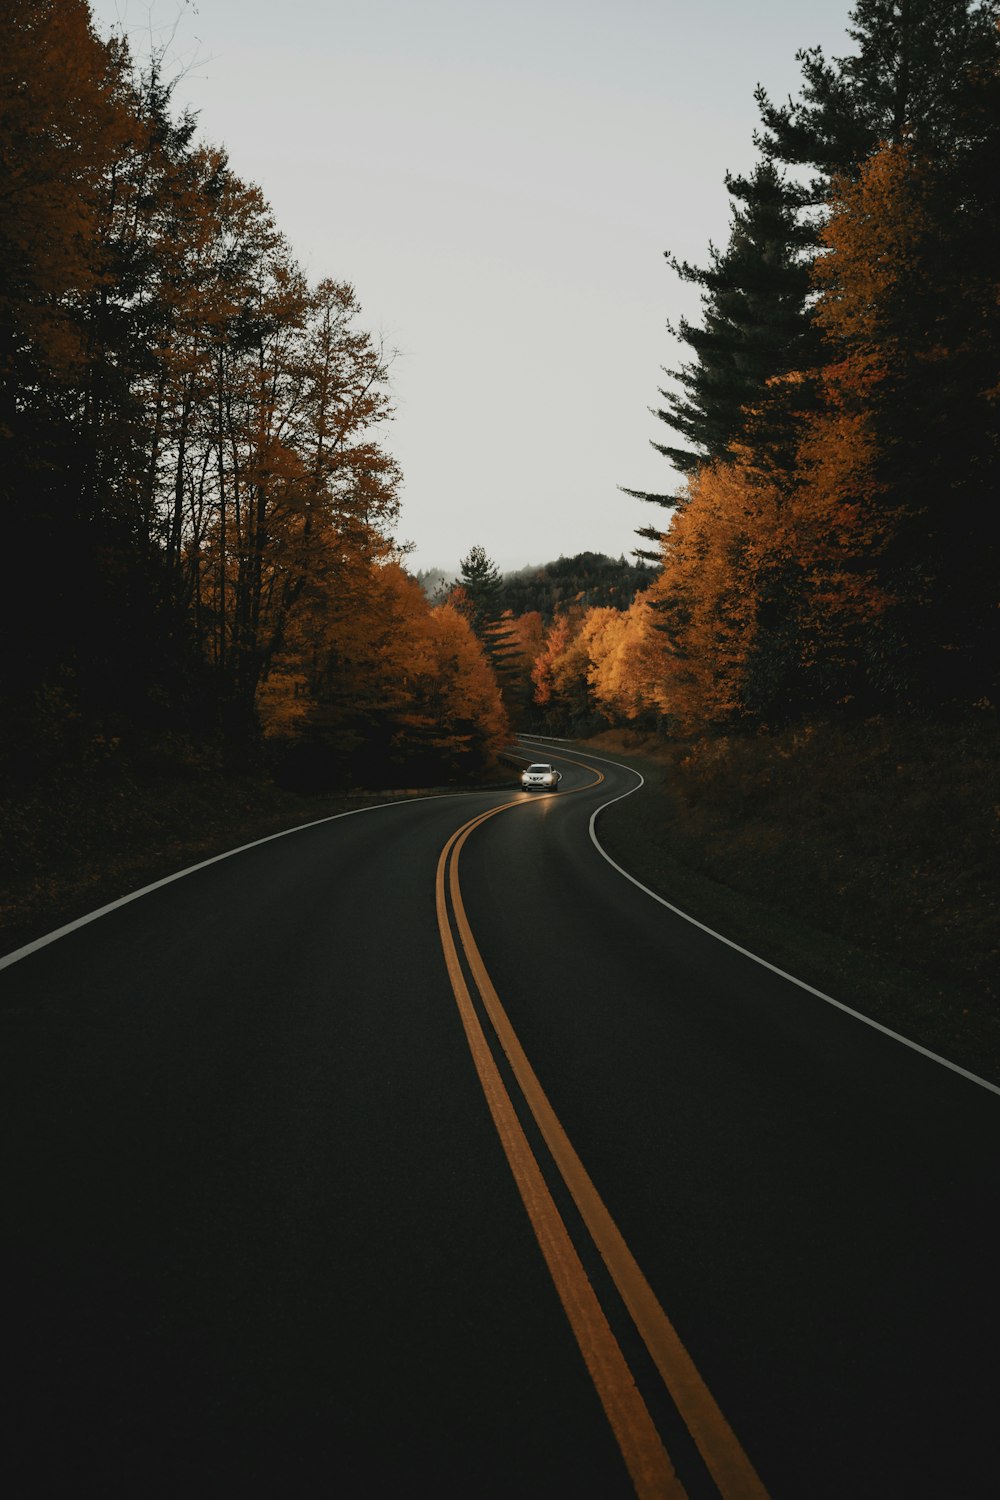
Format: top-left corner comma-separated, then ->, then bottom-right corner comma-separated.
496,552 -> 655,622
416,552 -> 655,621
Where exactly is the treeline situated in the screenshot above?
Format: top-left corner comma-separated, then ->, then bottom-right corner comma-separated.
1,1 -> 507,789
416,553 -> 653,624
423,548 -> 649,730
493,553 -> 654,623
531,0 -> 1000,737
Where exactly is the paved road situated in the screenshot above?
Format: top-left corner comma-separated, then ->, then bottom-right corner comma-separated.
2,741 -> 998,1497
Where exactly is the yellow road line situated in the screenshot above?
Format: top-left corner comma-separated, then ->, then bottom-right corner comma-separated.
436,813 -> 686,1500
439,769 -> 770,1499
550,752 -> 606,787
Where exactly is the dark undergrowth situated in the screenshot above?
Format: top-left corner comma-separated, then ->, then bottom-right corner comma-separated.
585,715 -> 1000,1086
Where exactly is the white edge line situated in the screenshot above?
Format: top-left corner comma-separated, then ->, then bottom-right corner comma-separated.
0,791 -> 475,974
520,737 -> 1000,1100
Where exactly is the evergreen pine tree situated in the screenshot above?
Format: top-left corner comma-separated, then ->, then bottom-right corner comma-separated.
623,160 -> 815,557
456,545 -> 503,635
754,0 -> 1000,190
454,545 -> 528,712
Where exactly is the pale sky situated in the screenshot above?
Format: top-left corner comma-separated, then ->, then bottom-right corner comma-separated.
91,0 -> 853,574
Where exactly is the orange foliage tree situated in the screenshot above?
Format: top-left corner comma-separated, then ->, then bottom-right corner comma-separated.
0,1 -> 171,721
260,563 -> 507,787
586,592 -> 666,724
531,610 -> 594,730
639,461 -> 785,730
0,0 -> 134,395
804,125 -> 1000,708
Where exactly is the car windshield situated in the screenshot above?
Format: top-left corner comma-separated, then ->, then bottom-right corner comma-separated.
527,765 -> 551,772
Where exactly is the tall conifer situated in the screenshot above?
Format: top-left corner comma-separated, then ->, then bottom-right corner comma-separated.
454,544 -> 525,710
623,160 -> 814,557
755,0 -> 1000,189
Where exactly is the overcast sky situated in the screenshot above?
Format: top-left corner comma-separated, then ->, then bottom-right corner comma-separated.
90,0 -> 853,575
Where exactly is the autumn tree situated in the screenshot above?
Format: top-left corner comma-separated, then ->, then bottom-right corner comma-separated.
266,563 -> 506,788
422,600 -> 509,775
1,2 -> 109,383
531,609 -> 603,731
804,127 -> 1000,708
123,126 -> 403,747
0,3 -> 214,758
586,594 -> 668,726
0,8 -> 426,781
500,609 -> 546,718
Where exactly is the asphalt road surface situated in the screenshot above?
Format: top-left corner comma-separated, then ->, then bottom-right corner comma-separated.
2,740 -> 998,1498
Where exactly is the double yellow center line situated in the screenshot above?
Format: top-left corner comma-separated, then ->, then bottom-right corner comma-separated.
434,765 -> 769,1500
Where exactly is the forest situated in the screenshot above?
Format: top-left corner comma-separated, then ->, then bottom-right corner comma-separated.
0,0 -> 507,803
2,0 -> 998,1031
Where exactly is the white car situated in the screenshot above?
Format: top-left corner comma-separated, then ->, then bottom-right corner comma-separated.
521,762 -> 562,791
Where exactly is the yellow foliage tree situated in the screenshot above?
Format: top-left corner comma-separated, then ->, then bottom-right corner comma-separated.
586,592 -> 666,722
641,460 -> 785,730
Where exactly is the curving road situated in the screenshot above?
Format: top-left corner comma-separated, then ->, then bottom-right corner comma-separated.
1,741 -> 998,1497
